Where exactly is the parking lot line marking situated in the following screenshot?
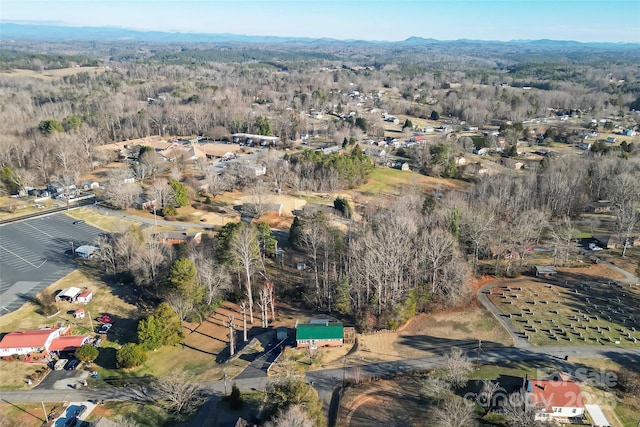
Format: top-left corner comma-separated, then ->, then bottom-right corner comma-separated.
0,245 -> 41,268
21,221 -> 57,238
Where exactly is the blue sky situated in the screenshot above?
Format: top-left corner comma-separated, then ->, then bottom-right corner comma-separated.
3,0 -> 639,42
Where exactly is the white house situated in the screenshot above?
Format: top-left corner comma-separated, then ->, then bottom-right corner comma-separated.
527,372 -> 584,422
0,326 -> 92,357
0,328 -> 61,357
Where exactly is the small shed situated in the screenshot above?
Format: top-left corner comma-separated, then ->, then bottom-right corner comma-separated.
533,266 -> 557,278
74,308 -> 85,319
296,320 -> 343,349
77,290 -> 93,304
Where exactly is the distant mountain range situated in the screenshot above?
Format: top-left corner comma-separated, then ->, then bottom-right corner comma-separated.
1,22 -> 638,48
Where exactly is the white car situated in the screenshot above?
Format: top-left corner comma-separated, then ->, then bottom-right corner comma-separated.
589,243 -> 603,251
98,323 -> 112,334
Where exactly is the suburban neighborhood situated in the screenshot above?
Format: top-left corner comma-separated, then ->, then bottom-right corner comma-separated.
1,6 -> 640,427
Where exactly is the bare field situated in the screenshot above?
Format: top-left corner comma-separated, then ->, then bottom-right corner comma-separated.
320,304 -> 513,367
0,67 -> 107,81
337,377 -> 430,427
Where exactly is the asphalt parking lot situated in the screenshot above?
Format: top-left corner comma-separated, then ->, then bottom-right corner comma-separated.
0,213 -> 102,314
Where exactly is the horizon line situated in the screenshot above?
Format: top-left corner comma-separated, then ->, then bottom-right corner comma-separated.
2,21 -> 639,45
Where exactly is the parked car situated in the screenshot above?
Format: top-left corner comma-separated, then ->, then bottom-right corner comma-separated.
54,359 -> 68,371
73,219 -> 85,225
96,314 -> 114,324
65,359 -> 80,370
98,323 -> 112,334
589,243 -> 603,251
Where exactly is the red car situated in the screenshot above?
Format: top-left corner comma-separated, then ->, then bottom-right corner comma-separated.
96,314 -> 114,324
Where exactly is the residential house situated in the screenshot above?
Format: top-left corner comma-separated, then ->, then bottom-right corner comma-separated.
497,158 -> 524,170
296,320 -> 344,349
318,145 -> 343,155
593,234 -> 640,250
622,128 -> 636,137
48,335 -> 92,353
82,181 -> 100,190
585,201 -> 612,214
156,231 -> 203,246
0,326 -> 90,357
526,372 -> 584,422
0,328 -> 61,357
466,162 -> 489,176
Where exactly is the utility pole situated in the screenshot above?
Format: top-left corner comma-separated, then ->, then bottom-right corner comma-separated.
476,339 -> 482,367
88,311 -> 94,332
41,401 -> 48,423
223,369 -> 228,395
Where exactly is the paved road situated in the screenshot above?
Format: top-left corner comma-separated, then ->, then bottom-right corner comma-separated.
88,204 -> 217,229
2,345 -> 638,406
0,213 -> 102,314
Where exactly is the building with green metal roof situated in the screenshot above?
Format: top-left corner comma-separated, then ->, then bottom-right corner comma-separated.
295,320 -> 343,349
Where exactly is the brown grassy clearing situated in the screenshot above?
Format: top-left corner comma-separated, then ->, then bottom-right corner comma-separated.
336,376 -> 431,427
0,67 -> 107,81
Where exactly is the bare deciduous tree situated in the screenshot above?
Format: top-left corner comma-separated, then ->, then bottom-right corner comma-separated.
264,404 -> 314,427
229,224 -> 261,323
429,396 -> 478,427
422,377 -> 452,402
165,292 -> 194,322
153,370 -> 205,415
443,348 -> 473,389
205,171 -> 229,199
503,389 -> 546,427
103,169 -> 142,210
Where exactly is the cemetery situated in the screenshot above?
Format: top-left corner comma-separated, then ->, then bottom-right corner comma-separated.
488,279 -> 640,347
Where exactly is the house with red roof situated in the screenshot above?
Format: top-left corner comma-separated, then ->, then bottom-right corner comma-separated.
526,372 -> 584,422
0,327 -> 90,358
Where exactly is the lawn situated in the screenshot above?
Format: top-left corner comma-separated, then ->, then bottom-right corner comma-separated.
84,401 -> 177,427
357,167 -> 464,196
487,276 -> 640,347
66,207 -> 141,232
0,402 -> 63,427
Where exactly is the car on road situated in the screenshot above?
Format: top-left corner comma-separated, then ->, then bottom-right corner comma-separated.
65,359 -> 81,370
54,359 -> 68,371
73,219 -> 85,225
98,323 -> 112,334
